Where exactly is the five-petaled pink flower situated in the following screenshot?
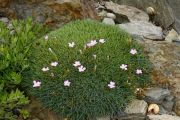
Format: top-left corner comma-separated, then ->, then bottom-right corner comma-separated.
120,64 -> 128,70
108,81 -> 115,89
73,61 -> 81,67
51,61 -> 58,67
130,48 -> 137,55
136,69 -> 142,74
87,40 -> 97,47
99,39 -> 105,43
44,35 -> 48,40
33,80 -> 41,87
42,67 -> 49,72
78,65 -> 86,72
64,80 -> 71,87
68,42 -> 75,48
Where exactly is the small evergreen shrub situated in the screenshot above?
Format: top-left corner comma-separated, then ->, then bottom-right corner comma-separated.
0,18 -> 47,119
23,20 -> 150,120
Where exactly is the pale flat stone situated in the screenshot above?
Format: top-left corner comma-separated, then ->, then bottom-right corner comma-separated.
148,114 -> 180,120
125,99 -> 148,115
119,21 -> 163,40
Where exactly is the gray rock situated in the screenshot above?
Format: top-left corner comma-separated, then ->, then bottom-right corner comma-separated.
113,113 -> 148,120
165,95 -> 174,101
0,17 -> 9,23
159,105 -> 168,115
162,101 -> 174,112
102,18 -> 115,25
148,115 -> 180,120
112,0 -> 175,32
167,0 -> 180,34
144,87 -> 170,104
125,99 -> 148,115
106,13 -> 116,20
118,21 -> 163,40
165,29 -> 178,42
105,1 -> 149,22
96,116 -> 110,120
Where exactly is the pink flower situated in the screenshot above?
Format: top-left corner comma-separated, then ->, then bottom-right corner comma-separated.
73,61 -> 81,67
130,48 -> 137,55
51,62 -> 58,67
68,42 -> 75,48
99,39 -> 105,43
87,40 -> 97,47
33,80 -> 41,87
78,65 -> 86,72
136,69 -> 142,74
42,67 -> 49,72
108,81 -> 115,89
64,80 -> 71,87
120,64 -> 128,70
44,35 -> 48,40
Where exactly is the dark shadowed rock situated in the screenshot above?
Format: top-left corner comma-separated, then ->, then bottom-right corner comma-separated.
144,87 -> 170,104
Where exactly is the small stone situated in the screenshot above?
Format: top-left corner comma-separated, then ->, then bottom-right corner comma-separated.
175,99 -> 180,116
144,87 -> 170,104
0,17 -> 9,23
102,18 -> 115,25
162,101 -> 174,112
106,13 -> 116,20
148,114 -> 180,120
125,99 -> 148,115
96,116 -> 110,120
98,10 -> 107,17
165,29 -> 178,42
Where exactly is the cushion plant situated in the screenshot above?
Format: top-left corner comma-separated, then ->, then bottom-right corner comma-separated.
23,20 -> 150,120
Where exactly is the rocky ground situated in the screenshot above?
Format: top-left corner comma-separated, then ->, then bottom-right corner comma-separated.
0,0 -> 180,120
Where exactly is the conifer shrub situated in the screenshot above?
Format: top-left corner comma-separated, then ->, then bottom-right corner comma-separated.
23,20 -> 151,120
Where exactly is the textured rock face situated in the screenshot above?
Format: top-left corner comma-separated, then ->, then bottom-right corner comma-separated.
0,0 -> 99,28
114,0 -> 180,33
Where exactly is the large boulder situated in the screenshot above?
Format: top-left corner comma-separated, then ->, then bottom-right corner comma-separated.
1,0 -> 100,28
113,0 -> 180,33
118,21 -> 163,40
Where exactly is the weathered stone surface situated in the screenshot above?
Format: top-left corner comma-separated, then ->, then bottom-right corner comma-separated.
175,99 -> 180,116
105,1 -> 149,22
96,116 -> 110,120
166,0 -> 180,34
162,101 -> 174,112
1,0 -> 100,28
148,114 -> 180,120
113,113 -> 148,120
137,40 -> 180,99
144,87 -> 170,104
125,99 -> 148,115
118,21 -> 163,40
102,18 -> 115,25
165,29 -> 178,42
113,0 -> 175,31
